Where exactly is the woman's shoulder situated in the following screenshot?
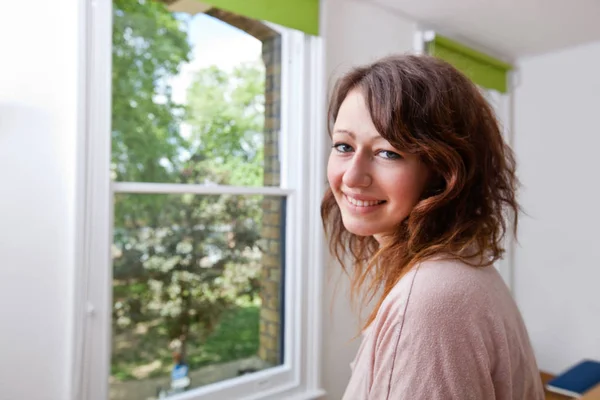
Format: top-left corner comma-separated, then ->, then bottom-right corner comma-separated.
379,256 -> 510,327
412,255 -> 504,294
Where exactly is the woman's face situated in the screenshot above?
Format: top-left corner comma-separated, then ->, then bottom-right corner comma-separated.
327,89 -> 430,240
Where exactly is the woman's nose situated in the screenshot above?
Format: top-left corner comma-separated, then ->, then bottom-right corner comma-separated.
342,154 -> 372,188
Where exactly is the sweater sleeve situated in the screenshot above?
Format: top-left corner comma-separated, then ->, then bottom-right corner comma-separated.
367,268 -> 496,400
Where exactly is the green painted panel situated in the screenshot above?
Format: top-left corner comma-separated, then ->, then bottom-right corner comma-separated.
429,35 -> 512,93
200,0 -> 319,36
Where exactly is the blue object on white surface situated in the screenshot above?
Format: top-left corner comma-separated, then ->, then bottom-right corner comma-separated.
546,359 -> 600,398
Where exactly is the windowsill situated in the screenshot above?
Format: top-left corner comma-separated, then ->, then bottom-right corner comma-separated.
274,389 -> 327,400
242,385 -> 326,400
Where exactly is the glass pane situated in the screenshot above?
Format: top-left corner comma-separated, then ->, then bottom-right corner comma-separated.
111,0 -> 282,186
109,193 -> 285,400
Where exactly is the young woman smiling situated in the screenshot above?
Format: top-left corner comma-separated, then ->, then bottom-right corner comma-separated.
321,55 -> 544,400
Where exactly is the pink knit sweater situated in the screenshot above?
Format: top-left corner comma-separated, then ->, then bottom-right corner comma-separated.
342,257 -> 544,400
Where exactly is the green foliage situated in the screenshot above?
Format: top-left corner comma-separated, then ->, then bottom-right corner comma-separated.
187,303 -> 260,369
111,304 -> 260,380
186,64 -> 265,164
112,0 -> 191,183
112,190 -> 263,341
110,0 -> 268,381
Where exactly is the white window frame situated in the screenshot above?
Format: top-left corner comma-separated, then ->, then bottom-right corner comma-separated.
413,29 -> 515,291
481,89 -> 515,291
71,1 -> 326,399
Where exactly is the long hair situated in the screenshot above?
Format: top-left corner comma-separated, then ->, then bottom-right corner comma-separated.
321,54 -> 519,331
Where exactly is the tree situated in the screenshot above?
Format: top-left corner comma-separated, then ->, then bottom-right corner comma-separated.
185,63 -> 265,186
110,0 -> 267,379
111,0 -> 191,184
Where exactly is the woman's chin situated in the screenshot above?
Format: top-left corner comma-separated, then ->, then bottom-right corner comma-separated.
342,221 -> 380,237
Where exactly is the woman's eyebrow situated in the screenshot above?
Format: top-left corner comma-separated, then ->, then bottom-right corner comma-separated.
333,129 -> 355,139
333,128 -> 386,144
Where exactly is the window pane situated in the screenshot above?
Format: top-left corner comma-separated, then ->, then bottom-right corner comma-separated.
111,0 -> 282,187
110,193 -> 285,400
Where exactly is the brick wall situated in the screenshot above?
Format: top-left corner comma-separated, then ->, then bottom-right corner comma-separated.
258,34 -> 283,366
203,8 -> 284,367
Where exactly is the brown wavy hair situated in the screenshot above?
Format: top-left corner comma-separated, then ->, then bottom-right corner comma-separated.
321,54 -> 519,330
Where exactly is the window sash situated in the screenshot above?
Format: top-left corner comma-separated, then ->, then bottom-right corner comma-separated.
483,89 -> 515,291
113,182 -> 294,196
111,189 -> 296,400
73,1 -> 325,399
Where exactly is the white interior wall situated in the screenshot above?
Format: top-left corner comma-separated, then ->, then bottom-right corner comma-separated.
321,1 -> 417,398
0,1 -> 80,399
513,39 -> 600,374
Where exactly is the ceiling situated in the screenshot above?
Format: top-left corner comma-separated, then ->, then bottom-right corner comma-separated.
366,0 -> 600,61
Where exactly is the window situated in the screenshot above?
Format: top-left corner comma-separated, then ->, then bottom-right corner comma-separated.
481,89 -> 515,289
415,29 -> 515,290
73,1 -> 325,400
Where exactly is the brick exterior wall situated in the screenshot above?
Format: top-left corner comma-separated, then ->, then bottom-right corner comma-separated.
258,34 -> 283,365
203,8 -> 283,367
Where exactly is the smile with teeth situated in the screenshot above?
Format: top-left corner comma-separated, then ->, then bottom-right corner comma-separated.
345,195 -> 386,207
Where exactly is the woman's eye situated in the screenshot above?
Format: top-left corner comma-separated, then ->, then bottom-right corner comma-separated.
333,143 -> 353,153
378,150 -> 402,160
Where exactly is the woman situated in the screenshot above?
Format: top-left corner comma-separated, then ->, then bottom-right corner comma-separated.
321,55 -> 544,399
